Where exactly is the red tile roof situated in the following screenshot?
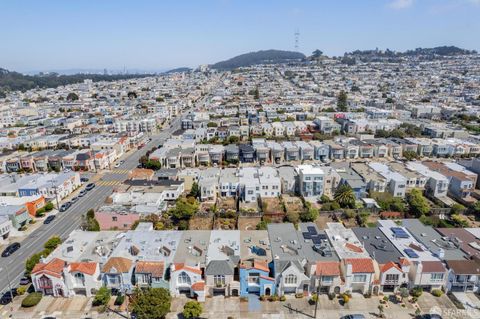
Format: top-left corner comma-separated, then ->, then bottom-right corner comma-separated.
69,262 -> 97,276
32,258 -> 65,278
102,257 -> 132,273
344,258 -> 375,273
174,263 -> 202,275
381,261 -> 401,273
191,281 -> 205,291
316,261 -> 341,276
135,261 -> 165,278
399,258 -> 410,266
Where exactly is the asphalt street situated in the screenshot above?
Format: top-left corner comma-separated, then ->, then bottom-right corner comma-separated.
0,116 -> 182,296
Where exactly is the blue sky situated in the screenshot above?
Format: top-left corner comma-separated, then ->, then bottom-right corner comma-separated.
1,0 -> 479,72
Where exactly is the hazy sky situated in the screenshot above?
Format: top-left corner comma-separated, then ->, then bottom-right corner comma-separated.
1,0 -> 479,72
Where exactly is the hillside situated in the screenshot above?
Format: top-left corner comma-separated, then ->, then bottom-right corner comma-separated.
0,68 -> 154,97
211,49 -> 306,70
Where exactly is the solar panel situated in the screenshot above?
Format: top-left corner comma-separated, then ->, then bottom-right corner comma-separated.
404,248 -> 419,258
391,227 -> 410,239
302,232 -> 312,240
312,236 -> 323,245
307,226 -> 318,235
317,234 -> 328,240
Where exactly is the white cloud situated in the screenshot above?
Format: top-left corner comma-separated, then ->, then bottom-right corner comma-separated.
389,0 -> 414,9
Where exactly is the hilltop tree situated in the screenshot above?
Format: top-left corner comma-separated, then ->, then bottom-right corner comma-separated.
131,287 -> 171,319
183,301 -> 203,319
66,92 -> 79,101
312,49 -> 323,58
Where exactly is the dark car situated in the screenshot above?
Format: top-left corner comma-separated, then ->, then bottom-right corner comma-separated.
80,177 -> 89,183
43,215 -> 56,224
1,242 -> 21,257
19,277 -> 30,285
417,315 -> 443,319
341,315 -> 366,319
70,196 -> 79,203
0,289 -> 17,305
79,189 -> 87,197
85,183 -> 95,191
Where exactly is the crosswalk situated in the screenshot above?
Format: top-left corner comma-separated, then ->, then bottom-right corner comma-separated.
97,180 -> 123,186
105,169 -> 130,174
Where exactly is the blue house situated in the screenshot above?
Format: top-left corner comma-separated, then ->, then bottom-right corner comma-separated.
239,259 -> 275,296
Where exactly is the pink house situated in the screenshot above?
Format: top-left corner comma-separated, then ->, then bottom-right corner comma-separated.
94,207 -> 140,230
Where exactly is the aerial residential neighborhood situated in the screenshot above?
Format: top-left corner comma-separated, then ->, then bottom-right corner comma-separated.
1,1 -> 480,319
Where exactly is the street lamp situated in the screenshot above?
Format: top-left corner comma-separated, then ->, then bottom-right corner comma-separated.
51,178 -> 60,209
0,266 -> 14,314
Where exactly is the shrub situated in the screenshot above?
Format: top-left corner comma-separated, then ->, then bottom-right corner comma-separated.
295,293 -> 304,298
310,293 -> 318,302
17,286 -> 27,295
383,295 -> 389,302
93,287 -> 111,307
114,294 -> 125,306
342,294 -> 350,304
280,295 -> 286,302
364,292 -> 372,298
259,295 -> 267,301
431,289 -> 443,297
44,236 -> 62,251
21,292 -> 42,307
183,300 -> 203,319
328,293 -> 336,300
269,294 -> 279,302
44,202 -> 54,211
411,287 -> 423,298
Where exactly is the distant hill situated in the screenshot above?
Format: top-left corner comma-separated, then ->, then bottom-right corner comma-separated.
211,49 -> 306,70
164,67 -> 192,74
0,68 -> 155,97
342,46 -> 477,64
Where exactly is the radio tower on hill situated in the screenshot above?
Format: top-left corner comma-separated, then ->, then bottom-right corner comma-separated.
294,28 -> 300,50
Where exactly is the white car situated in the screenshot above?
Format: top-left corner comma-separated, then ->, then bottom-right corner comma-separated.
114,163 -> 121,168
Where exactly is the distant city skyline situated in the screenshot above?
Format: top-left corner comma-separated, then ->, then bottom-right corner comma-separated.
1,0 -> 479,73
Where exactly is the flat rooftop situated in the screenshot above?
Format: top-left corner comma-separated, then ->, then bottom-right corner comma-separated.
352,227 -> 403,265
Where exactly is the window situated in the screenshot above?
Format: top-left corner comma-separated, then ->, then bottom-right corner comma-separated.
284,274 -> 297,285
385,274 -> 399,282
177,272 -> 191,285
74,273 -> 85,285
430,273 -> 444,282
321,276 -> 333,284
214,275 -> 225,286
305,177 -> 311,181
353,274 -> 367,282
112,216 -> 118,222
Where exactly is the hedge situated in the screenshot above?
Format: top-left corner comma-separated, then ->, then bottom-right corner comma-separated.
21,292 -> 42,307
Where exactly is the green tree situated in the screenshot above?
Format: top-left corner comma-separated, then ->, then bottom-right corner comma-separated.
300,207 -> 319,222
189,182 -> 200,199
182,300 -> 203,319
92,286 -> 111,307
403,150 -> 419,161
254,87 -> 259,100
44,236 -> 62,251
451,203 -> 465,215
337,90 -> 348,111
207,122 -> 218,127
286,211 -> 300,224
227,136 -> 239,144
66,92 -> 79,101
407,189 -> 430,217
334,184 -> 356,208
131,287 -> 171,319
170,196 -> 198,222
145,159 -> 161,170
44,202 -> 54,211
86,208 -> 95,219
256,220 -> 268,230
312,49 -> 323,58
25,252 -> 43,276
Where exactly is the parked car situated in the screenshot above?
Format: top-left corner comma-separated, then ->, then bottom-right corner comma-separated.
43,215 -> 56,224
0,289 -> 17,305
70,196 -> 79,203
80,177 -> 89,183
59,202 -> 70,212
119,160 -> 125,164
19,277 -> 30,285
85,183 -> 95,191
79,189 -> 87,197
1,242 -> 21,257
416,315 -> 443,319
341,315 -> 366,319
114,163 -> 121,168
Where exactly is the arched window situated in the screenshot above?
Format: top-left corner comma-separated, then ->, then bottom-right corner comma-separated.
178,272 -> 191,285
74,272 -> 85,285
285,274 -> 297,285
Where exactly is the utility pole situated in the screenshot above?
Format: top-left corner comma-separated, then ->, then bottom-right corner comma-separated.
0,267 -> 14,315
314,271 -> 321,318
51,178 -> 60,209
